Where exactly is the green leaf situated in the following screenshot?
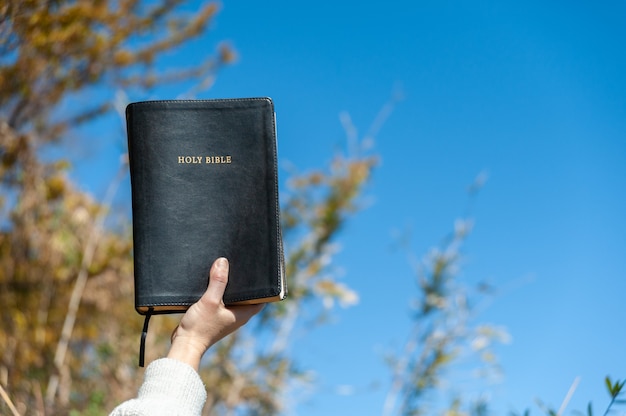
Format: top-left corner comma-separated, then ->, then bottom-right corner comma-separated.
605,376 -> 613,395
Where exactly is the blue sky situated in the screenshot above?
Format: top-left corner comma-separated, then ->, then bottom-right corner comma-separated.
74,0 -> 626,414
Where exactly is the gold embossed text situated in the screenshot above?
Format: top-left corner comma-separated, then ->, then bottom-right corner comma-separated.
177,156 -> 232,164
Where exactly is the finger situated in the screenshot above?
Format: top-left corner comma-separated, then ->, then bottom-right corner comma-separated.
204,257 -> 229,303
228,302 -> 265,316
235,303 -> 265,319
170,324 -> 179,343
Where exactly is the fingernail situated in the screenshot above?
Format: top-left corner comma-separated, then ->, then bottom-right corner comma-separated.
216,257 -> 229,269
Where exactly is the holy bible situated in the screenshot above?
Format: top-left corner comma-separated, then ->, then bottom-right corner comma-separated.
126,98 -> 286,329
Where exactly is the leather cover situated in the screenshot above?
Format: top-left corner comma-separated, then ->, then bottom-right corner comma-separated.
126,98 -> 286,313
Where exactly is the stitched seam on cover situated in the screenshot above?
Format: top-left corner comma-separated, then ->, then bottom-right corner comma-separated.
127,97 -> 271,106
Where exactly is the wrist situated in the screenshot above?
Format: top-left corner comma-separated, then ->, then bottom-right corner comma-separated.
167,338 -> 207,371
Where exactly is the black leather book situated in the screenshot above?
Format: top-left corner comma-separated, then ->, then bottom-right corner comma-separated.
126,97 -> 286,315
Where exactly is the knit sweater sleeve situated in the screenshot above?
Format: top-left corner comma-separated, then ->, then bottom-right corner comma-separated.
109,358 -> 207,416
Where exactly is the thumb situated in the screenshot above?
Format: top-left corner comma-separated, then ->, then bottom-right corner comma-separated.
203,257 -> 229,303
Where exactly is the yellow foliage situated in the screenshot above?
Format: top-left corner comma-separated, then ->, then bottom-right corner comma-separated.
113,49 -> 134,66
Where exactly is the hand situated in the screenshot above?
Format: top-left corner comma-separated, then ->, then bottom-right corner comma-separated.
167,257 -> 264,370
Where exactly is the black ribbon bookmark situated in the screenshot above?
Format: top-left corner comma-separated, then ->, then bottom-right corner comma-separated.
139,309 -> 153,367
